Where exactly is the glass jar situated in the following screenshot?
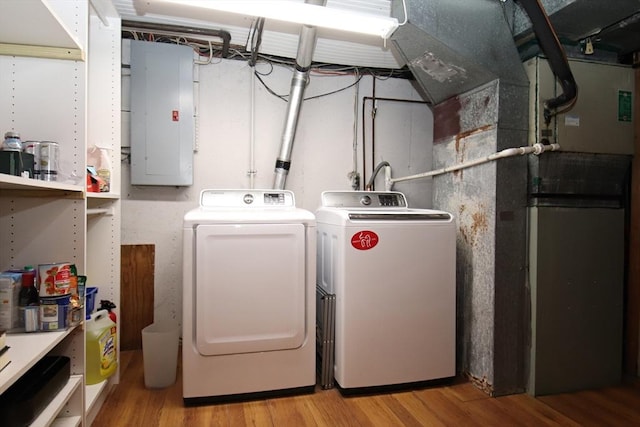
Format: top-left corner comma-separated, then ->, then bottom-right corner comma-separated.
2,131 -> 22,151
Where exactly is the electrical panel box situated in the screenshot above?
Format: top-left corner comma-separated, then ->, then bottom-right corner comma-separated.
525,57 -> 634,155
130,40 -> 194,185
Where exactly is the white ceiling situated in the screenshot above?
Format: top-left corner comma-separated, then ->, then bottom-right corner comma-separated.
112,0 -> 404,69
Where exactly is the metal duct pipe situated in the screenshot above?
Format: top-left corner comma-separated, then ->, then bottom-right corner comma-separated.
515,0 -> 577,125
273,0 -> 326,189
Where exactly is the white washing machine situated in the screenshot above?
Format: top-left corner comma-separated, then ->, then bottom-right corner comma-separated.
182,189 -> 316,403
316,191 -> 456,391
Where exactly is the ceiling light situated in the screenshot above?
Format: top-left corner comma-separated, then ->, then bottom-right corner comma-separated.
138,0 -> 400,39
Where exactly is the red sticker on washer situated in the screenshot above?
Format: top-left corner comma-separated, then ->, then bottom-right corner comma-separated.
351,231 -> 379,250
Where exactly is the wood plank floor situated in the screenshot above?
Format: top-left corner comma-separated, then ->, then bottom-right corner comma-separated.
92,350 -> 640,426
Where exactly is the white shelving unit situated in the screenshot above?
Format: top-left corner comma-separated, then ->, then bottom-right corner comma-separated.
0,1 -> 121,425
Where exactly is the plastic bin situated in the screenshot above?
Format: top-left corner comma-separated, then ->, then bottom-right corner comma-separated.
142,322 -> 180,389
85,287 -> 98,319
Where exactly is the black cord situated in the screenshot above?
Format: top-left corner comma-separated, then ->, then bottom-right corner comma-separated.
249,18 -> 265,67
254,70 -> 288,101
303,74 -> 364,101
121,29 -> 409,102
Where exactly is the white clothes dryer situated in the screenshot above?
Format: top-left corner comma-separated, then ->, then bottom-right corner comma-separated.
183,189 -> 316,403
316,191 -> 456,392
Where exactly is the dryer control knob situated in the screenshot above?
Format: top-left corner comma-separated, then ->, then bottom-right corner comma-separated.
243,193 -> 254,204
360,195 -> 371,206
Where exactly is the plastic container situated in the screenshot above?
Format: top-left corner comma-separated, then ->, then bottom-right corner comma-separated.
86,310 -> 117,385
39,294 -> 71,331
24,306 -> 39,332
39,141 -> 59,181
85,286 -> 97,319
2,131 -> 22,151
142,323 -> 180,389
0,271 -> 21,331
24,141 -> 41,178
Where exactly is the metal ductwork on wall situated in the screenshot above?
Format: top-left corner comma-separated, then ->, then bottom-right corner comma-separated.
273,0 -> 326,190
389,0 -> 532,396
390,0 -> 527,105
387,0 -> 597,398
515,0 -> 577,125
513,0 -> 640,63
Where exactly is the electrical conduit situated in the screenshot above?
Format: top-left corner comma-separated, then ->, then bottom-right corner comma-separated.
273,0 -> 326,190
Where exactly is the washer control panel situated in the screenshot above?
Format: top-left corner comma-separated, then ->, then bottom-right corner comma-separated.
200,189 -> 295,208
321,191 -> 407,208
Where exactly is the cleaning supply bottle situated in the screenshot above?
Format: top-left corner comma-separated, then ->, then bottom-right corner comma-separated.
99,299 -> 117,323
86,310 -> 117,385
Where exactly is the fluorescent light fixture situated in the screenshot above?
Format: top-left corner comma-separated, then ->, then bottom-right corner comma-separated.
147,0 -> 399,39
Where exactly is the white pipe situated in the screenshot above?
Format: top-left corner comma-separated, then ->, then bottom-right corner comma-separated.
384,165 -> 392,191
389,143 -> 560,184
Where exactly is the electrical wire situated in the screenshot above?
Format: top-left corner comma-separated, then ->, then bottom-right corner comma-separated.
303,74 -> 364,101
351,69 -> 361,186
121,29 -> 410,102
249,18 -> 265,67
254,71 -> 288,101
194,40 -> 214,65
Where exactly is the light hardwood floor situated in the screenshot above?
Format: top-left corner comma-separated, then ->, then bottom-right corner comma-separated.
92,350 -> 640,426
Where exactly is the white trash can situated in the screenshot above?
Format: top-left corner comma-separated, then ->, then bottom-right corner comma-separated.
141,322 -> 180,389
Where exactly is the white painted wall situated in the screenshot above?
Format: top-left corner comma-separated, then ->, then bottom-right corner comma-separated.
120,40 -> 434,326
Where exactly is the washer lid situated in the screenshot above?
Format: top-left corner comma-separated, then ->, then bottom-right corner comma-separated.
348,212 -> 452,221
316,191 -> 453,225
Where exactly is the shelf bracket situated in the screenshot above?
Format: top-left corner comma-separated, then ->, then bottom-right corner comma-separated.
0,43 -> 84,61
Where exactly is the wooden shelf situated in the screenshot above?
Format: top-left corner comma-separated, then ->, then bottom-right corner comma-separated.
50,415 -> 82,427
87,208 -> 115,216
0,173 -> 84,197
31,375 -> 83,427
86,379 -> 109,415
0,329 -> 75,395
0,0 -> 84,61
0,43 -> 83,61
87,192 -> 120,200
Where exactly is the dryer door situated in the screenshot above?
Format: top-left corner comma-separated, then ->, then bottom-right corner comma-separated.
195,223 -> 307,355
